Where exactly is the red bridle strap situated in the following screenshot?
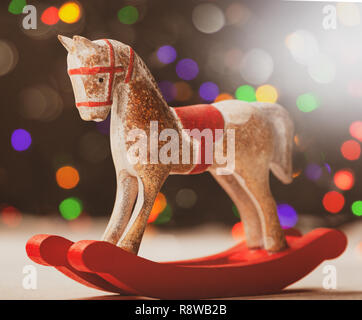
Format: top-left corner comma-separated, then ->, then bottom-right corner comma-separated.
68,39 -> 135,108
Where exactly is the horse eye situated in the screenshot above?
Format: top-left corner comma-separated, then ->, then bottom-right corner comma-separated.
99,78 -> 104,83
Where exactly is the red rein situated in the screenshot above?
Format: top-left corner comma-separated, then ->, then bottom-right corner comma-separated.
68,39 -> 134,107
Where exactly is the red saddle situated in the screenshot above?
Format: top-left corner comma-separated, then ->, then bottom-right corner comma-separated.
174,104 -> 224,174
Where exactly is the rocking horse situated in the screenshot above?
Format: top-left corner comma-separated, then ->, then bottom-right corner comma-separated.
26,36 -> 347,299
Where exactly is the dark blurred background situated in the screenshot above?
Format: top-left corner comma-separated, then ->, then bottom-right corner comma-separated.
0,0 -> 361,233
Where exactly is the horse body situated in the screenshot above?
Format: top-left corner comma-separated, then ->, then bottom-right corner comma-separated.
58,35 -> 294,255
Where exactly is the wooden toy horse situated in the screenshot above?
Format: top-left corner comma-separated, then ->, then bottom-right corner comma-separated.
58,35 -> 294,255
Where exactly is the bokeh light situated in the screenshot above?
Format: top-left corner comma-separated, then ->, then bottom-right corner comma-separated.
117,5 -> 139,25
18,85 -> 63,122
224,48 -> 243,70
304,163 -> 322,181
58,2 -> 81,24
0,40 -> 18,76
285,30 -> 319,66
59,197 -> 83,220
96,116 -> 110,135
56,166 -> 80,190
355,242 -> 362,260
225,2 -> 250,26
231,222 -> 245,241
157,45 -> 177,64
308,53 -> 336,84
199,82 -> 219,102
148,193 -> 167,223
152,203 -> 173,225
176,59 -> 199,81
158,81 -> 176,102
11,129 -> 32,152
293,169 -> 302,178
334,169 -> 355,191
174,82 -> 193,101
256,84 -> 278,103
192,3 -> 225,34
296,93 -> 320,113
347,80 -> 362,97
235,85 -> 256,102
41,7 -> 59,25
240,49 -> 274,85
215,93 -> 233,102
277,203 -> 298,229
175,188 -> 197,209
1,206 -> 22,227
341,140 -> 361,161
232,204 -> 240,218
350,121 -> 362,142
351,201 -> 362,217
337,3 -> 360,27
323,191 -> 345,214
8,0 -> 26,15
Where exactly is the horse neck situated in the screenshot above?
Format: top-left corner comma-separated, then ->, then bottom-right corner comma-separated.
111,55 -> 178,134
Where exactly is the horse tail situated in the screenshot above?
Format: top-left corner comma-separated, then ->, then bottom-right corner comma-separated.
256,102 -> 294,184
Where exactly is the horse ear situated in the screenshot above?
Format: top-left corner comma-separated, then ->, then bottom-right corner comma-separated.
58,35 -> 74,52
73,35 -> 99,52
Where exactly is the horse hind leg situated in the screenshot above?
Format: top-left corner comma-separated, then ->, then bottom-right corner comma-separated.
233,167 -> 287,252
209,168 -> 263,249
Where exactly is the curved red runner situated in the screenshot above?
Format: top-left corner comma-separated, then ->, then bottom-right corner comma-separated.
26,228 -> 347,299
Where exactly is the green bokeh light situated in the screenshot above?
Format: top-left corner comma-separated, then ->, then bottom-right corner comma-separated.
235,85 -> 256,102
8,0 -> 26,15
59,197 -> 83,220
232,204 -> 240,218
117,6 -> 139,25
352,201 -> 362,217
296,93 -> 320,113
153,204 -> 172,225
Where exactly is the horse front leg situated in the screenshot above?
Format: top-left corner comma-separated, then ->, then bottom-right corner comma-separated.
119,166 -> 169,255
101,169 -> 138,245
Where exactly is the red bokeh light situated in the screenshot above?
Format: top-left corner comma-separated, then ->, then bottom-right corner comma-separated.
41,7 -> 59,25
1,206 -> 22,227
231,222 -> 245,241
341,140 -> 361,160
322,191 -> 345,214
334,169 -> 355,191
350,121 -> 362,142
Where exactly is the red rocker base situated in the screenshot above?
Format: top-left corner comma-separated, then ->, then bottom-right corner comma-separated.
26,228 -> 347,299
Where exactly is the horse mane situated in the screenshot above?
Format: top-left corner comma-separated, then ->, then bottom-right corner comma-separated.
131,49 -> 168,106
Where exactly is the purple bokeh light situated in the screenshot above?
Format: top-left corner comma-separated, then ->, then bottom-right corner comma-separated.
11,129 -> 32,151
96,116 -> 110,135
157,45 -> 177,64
158,81 -> 176,102
199,82 -> 219,101
176,59 -> 199,81
277,203 -> 298,229
304,163 -> 322,181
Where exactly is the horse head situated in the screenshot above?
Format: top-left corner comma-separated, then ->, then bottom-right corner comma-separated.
58,35 -> 134,122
